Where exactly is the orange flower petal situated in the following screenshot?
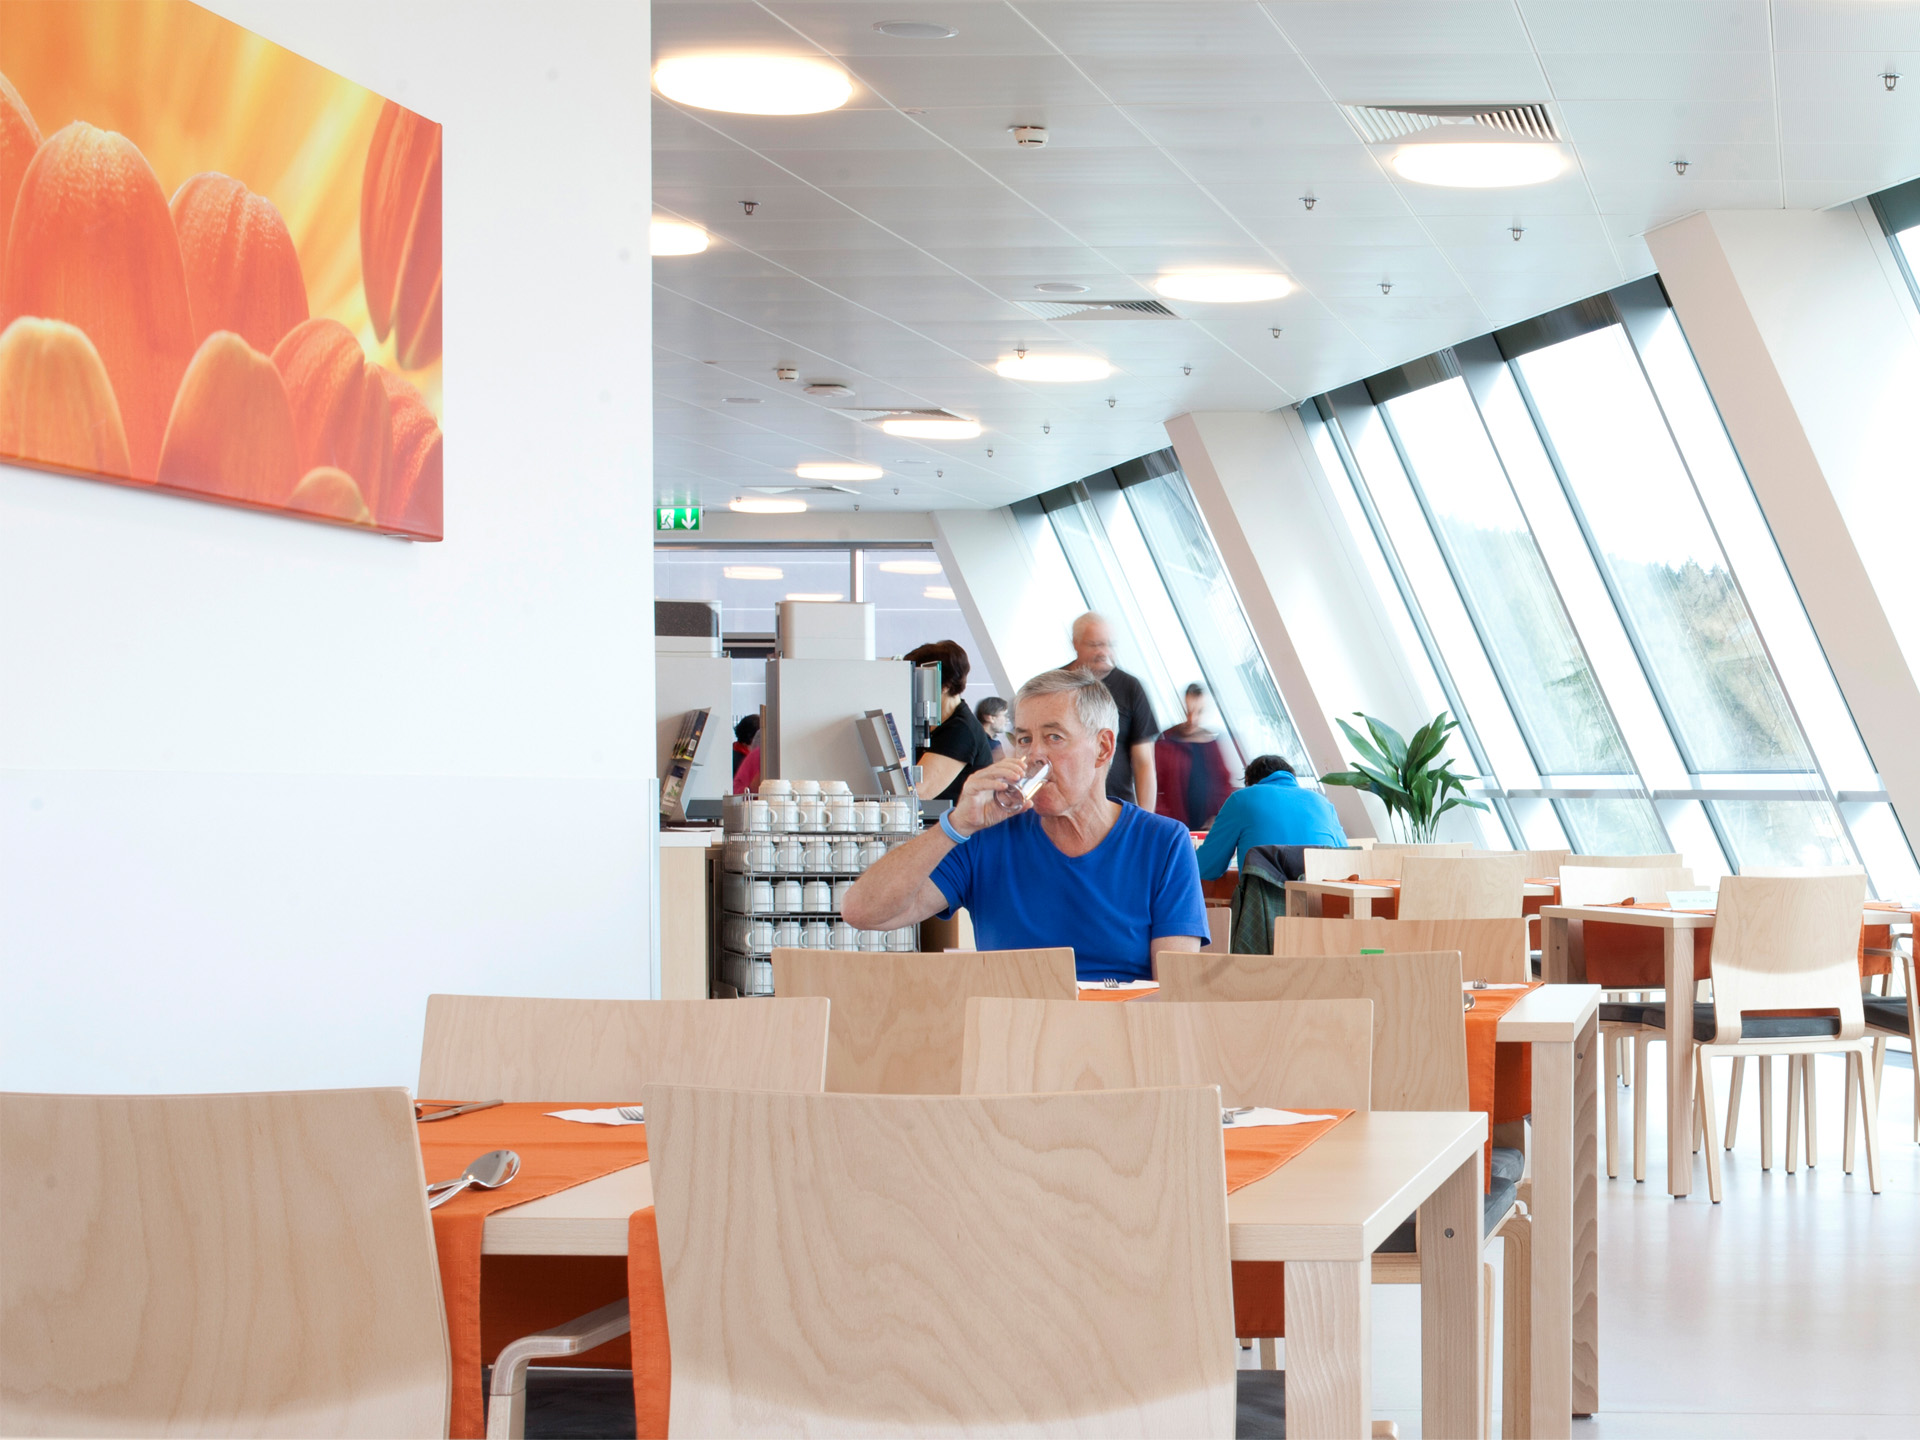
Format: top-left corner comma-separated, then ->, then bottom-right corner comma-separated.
377,366 -> 442,538
288,465 -> 370,524
0,315 -> 132,476
0,122 -> 194,479
1,70 -> 43,250
170,172 -> 309,356
360,99 -> 442,370
271,316 -> 393,515
156,331 -> 300,505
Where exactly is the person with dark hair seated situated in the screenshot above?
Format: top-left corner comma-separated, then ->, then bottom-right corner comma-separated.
975,696 -> 1010,758
732,714 -> 760,779
1194,753 -> 1347,882
903,640 -> 994,805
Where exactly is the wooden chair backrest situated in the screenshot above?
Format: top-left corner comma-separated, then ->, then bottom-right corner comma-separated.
1271,915 -> 1528,983
1709,874 -> 1868,1043
770,948 -> 1077,1093
1155,951 -> 1468,1110
1740,865 -> 1867,877
645,1083 -> 1236,1437
1303,846 -> 1365,880
1558,865 -> 1695,907
1397,853 -> 1530,920
1567,853 -> 1684,868
0,1088 -> 447,1437
961,997 -> 1374,1112
1513,848 -> 1571,878
1204,905 -> 1231,953
419,995 -> 830,1100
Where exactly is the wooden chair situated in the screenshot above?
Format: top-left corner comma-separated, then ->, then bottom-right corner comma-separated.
644,1083 -> 1236,1437
0,1088 -> 448,1437
1566,853 -> 1684,869
1204,904 -> 1232,954
1557,866 -> 1696,1181
419,996 -> 831,1438
1691,874 -> 1883,1201
1397,855 -> 1530,921
420,994 -> 831,1099
1159,949 -> 1530,1440
960,995 -> 1374,1110
1274,916 -> 1530,984
1865,934 -> 1914,1144
1303,846 -> 1367,880
770,947 -> 1076,1093
1512,849 -> 1570,878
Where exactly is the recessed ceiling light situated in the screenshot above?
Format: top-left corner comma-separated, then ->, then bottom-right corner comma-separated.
796,462 -> 882,481
1033,282 -> 1089,294
873,20 -> 957,39
720,396 -> 760,404
879,559 -> 943,575
881,417 -> 982,439
650,220 -> 709,256
730,496 -> 808,514
1390,141 -> 1568,189
1153,272 -> 1294,303
995,353 -> 1112,382
924,585 -> 956,600
653,55 -> 853,115
784,592 -> 845,602
724,566 -> 784,580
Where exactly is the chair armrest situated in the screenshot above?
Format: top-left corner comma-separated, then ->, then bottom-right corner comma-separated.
489,1299 -> 632,1395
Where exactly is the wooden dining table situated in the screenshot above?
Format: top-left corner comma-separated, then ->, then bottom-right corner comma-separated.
1539,902 -> 1913,1202
1284,876 -> 1559,918
485,1110 -> 1491,1440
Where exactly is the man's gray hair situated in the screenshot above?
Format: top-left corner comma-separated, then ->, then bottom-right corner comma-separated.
1014,667 -> 1119,739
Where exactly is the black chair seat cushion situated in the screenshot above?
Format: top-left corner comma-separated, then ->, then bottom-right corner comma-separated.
1602,1001 -> 1841,1043
1374,1146 -> 1522,1253
1863,994 -> 1910,1035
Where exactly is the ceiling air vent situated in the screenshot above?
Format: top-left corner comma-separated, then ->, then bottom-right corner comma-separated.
1339,103 -> 1561,145
1013,298 -> 1179,321
831,407 -> 968,423
747,484 -> 859,496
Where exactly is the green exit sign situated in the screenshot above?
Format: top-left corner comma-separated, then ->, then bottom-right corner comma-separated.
656,505 -> 701,532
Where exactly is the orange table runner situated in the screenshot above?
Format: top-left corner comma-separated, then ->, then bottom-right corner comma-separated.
1465,983 -> 1538,1188
1077,985 -> 1157,1002
417,1102 -> 649,1440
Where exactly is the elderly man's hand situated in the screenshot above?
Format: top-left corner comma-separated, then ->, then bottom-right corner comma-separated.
949,756 -> 1038,837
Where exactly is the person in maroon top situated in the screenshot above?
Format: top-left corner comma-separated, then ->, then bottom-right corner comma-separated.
1156,683 -> 1235,828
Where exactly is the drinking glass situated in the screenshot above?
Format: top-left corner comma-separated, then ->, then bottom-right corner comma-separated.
992,757 -> 1052,811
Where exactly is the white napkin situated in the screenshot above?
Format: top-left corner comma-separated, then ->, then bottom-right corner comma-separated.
1076,979 -> 1158,991
1223,1107 -> 1336,1128
1467,982 -> 1531,990
546,1107 -> 643,1125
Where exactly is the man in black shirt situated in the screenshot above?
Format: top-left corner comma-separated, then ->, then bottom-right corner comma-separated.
1064,612 -> 1159,809
904,640 -> 995,805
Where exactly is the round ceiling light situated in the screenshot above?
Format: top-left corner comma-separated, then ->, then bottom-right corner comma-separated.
796,462 -> 882,481
730,496 -> 808,514
878,558 -> 943,575
880,417 -> 982,439
653,55 -> 853,115
924,585 -> 956,600
650,220 -> 709,256
995,353 -> 1112,382
1390,141 -> 1568,188
1153,272 -> 1294,303
723,566 -> 784,580
873,20 -> 957,39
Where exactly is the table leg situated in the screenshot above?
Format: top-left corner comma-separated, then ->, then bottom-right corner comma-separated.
1530,1033 -> 1573,1440
1665,927 -> 1695,1198
1573,1011 -> 1599,1418
1543,916 -> 1583,985
1285,1259 -> 1370,1440
1421,1154 -> 1485,1440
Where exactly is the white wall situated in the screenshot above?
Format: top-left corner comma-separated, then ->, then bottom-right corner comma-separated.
0,0 -> 654,1092
930,506 -> 1085,699
1646,209 -> 1920,845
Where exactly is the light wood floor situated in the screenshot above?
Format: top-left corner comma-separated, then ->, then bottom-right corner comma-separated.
1242,1049 -> 1920,1437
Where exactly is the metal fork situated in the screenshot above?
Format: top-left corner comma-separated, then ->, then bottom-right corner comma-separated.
617,1106 -> 645,1122
1222,1106 -> 1253,1125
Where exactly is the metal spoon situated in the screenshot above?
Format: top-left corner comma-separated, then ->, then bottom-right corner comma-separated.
427,1149 -> 521,1209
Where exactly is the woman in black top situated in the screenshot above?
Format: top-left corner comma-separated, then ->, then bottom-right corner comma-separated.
903,640 -> 994,805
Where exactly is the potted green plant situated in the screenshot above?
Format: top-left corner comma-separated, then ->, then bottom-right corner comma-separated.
1319,711 -> 1488,843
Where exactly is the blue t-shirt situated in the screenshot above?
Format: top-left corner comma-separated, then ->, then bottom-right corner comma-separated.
1195,770 -> 1349,881
930,803 -> 1209,982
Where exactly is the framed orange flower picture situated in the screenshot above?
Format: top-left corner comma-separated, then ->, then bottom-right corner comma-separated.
0,0 -> 443,539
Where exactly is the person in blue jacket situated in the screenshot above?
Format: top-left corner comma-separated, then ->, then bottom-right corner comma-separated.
1195,754 -> 1348,881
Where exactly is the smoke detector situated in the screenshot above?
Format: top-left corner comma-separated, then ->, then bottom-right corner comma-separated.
1010,125 -> 1048,147
775,367 -> 798,381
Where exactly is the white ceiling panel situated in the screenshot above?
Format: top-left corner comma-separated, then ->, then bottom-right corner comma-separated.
650,0 -> 1920,515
